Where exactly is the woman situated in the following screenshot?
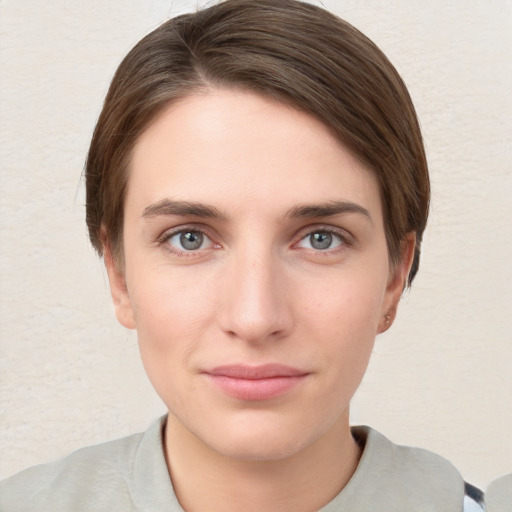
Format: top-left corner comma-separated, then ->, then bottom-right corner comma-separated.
0,0 -> 486,510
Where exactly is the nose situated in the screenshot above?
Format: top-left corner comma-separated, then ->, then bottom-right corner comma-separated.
217,247 -> 293,344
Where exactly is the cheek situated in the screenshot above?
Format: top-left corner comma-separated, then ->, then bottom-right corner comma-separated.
128,261 -> 222,386
301,266 -> 388,332
126,267 -> 217,381
130,262 -> 216,328
130,295 -> 199,411
298,268 -> 387,377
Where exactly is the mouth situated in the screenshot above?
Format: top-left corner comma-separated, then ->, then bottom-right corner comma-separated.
202,364 -> 309,401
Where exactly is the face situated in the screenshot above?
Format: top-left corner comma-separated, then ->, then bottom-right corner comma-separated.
106,88 -> 413,461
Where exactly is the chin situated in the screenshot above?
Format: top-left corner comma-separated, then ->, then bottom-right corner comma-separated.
191,410 -> 329,462
213,432 -> 311,462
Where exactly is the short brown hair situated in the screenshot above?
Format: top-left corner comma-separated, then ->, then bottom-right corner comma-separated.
85,0 -> 429,285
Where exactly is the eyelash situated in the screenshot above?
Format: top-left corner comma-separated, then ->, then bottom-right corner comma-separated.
293,225 -> 352,254
157,225 -> 219,257
156,224 -> 352,257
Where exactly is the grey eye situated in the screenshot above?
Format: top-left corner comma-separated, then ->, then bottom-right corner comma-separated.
166,230 -> 210,251
309,232 -> 333,250
296,230 -> 344,251
179,231 -> 204,250
164,228 -> 215,254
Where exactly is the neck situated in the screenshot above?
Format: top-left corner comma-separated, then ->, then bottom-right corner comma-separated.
164,411 -> 361,512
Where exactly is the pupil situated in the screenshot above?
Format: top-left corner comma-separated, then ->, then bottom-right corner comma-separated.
311,232 -> 332,250
180,231 -> 203,250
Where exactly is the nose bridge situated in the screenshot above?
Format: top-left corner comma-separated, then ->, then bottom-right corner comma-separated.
219,241 -> 292,342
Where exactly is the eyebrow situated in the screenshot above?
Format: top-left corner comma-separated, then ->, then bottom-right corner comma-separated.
142,199 -> 227,220
286,200 -> 371,222
142,199 -> 371,223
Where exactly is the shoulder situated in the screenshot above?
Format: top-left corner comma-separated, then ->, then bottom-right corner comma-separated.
326,426 -> 482,511
0,417 -> 175,512
0,432 -> 144,512
354,426 -> 465,495
485,473 -> 512,512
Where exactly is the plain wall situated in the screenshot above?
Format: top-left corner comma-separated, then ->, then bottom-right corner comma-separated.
1,0 -> 511,489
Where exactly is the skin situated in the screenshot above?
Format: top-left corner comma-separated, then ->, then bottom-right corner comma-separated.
105,88 -> 415,511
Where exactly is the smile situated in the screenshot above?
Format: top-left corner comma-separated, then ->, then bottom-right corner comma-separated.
203,364 -> 309,401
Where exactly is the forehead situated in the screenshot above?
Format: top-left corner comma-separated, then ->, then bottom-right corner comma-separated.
126,88 -> 382,220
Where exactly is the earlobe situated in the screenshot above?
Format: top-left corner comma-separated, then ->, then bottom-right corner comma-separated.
378,233 -> 416,334
102,237 -> 136,330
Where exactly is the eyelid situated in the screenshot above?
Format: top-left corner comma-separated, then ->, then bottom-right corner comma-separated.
157,223 -> 214,242
156,223 -> 221,254
155,222 -> 353,255
292,224 -> 354,249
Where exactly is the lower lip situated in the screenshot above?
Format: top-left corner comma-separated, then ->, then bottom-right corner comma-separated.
205,374 -> 307,401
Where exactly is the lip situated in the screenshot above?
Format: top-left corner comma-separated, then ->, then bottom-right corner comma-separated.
203,364 -> 309,401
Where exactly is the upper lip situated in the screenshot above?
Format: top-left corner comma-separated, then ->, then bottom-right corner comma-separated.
204,364 -> 308,379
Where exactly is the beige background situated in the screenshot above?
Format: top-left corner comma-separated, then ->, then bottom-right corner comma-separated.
1,0 -> 511,489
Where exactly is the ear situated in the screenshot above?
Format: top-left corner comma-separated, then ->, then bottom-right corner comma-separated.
102,235 -> 136,330
378,232 -> 416,334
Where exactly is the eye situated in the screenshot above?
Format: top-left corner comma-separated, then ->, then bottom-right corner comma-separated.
296,230 -> 344,251
165,230 -> 213,252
